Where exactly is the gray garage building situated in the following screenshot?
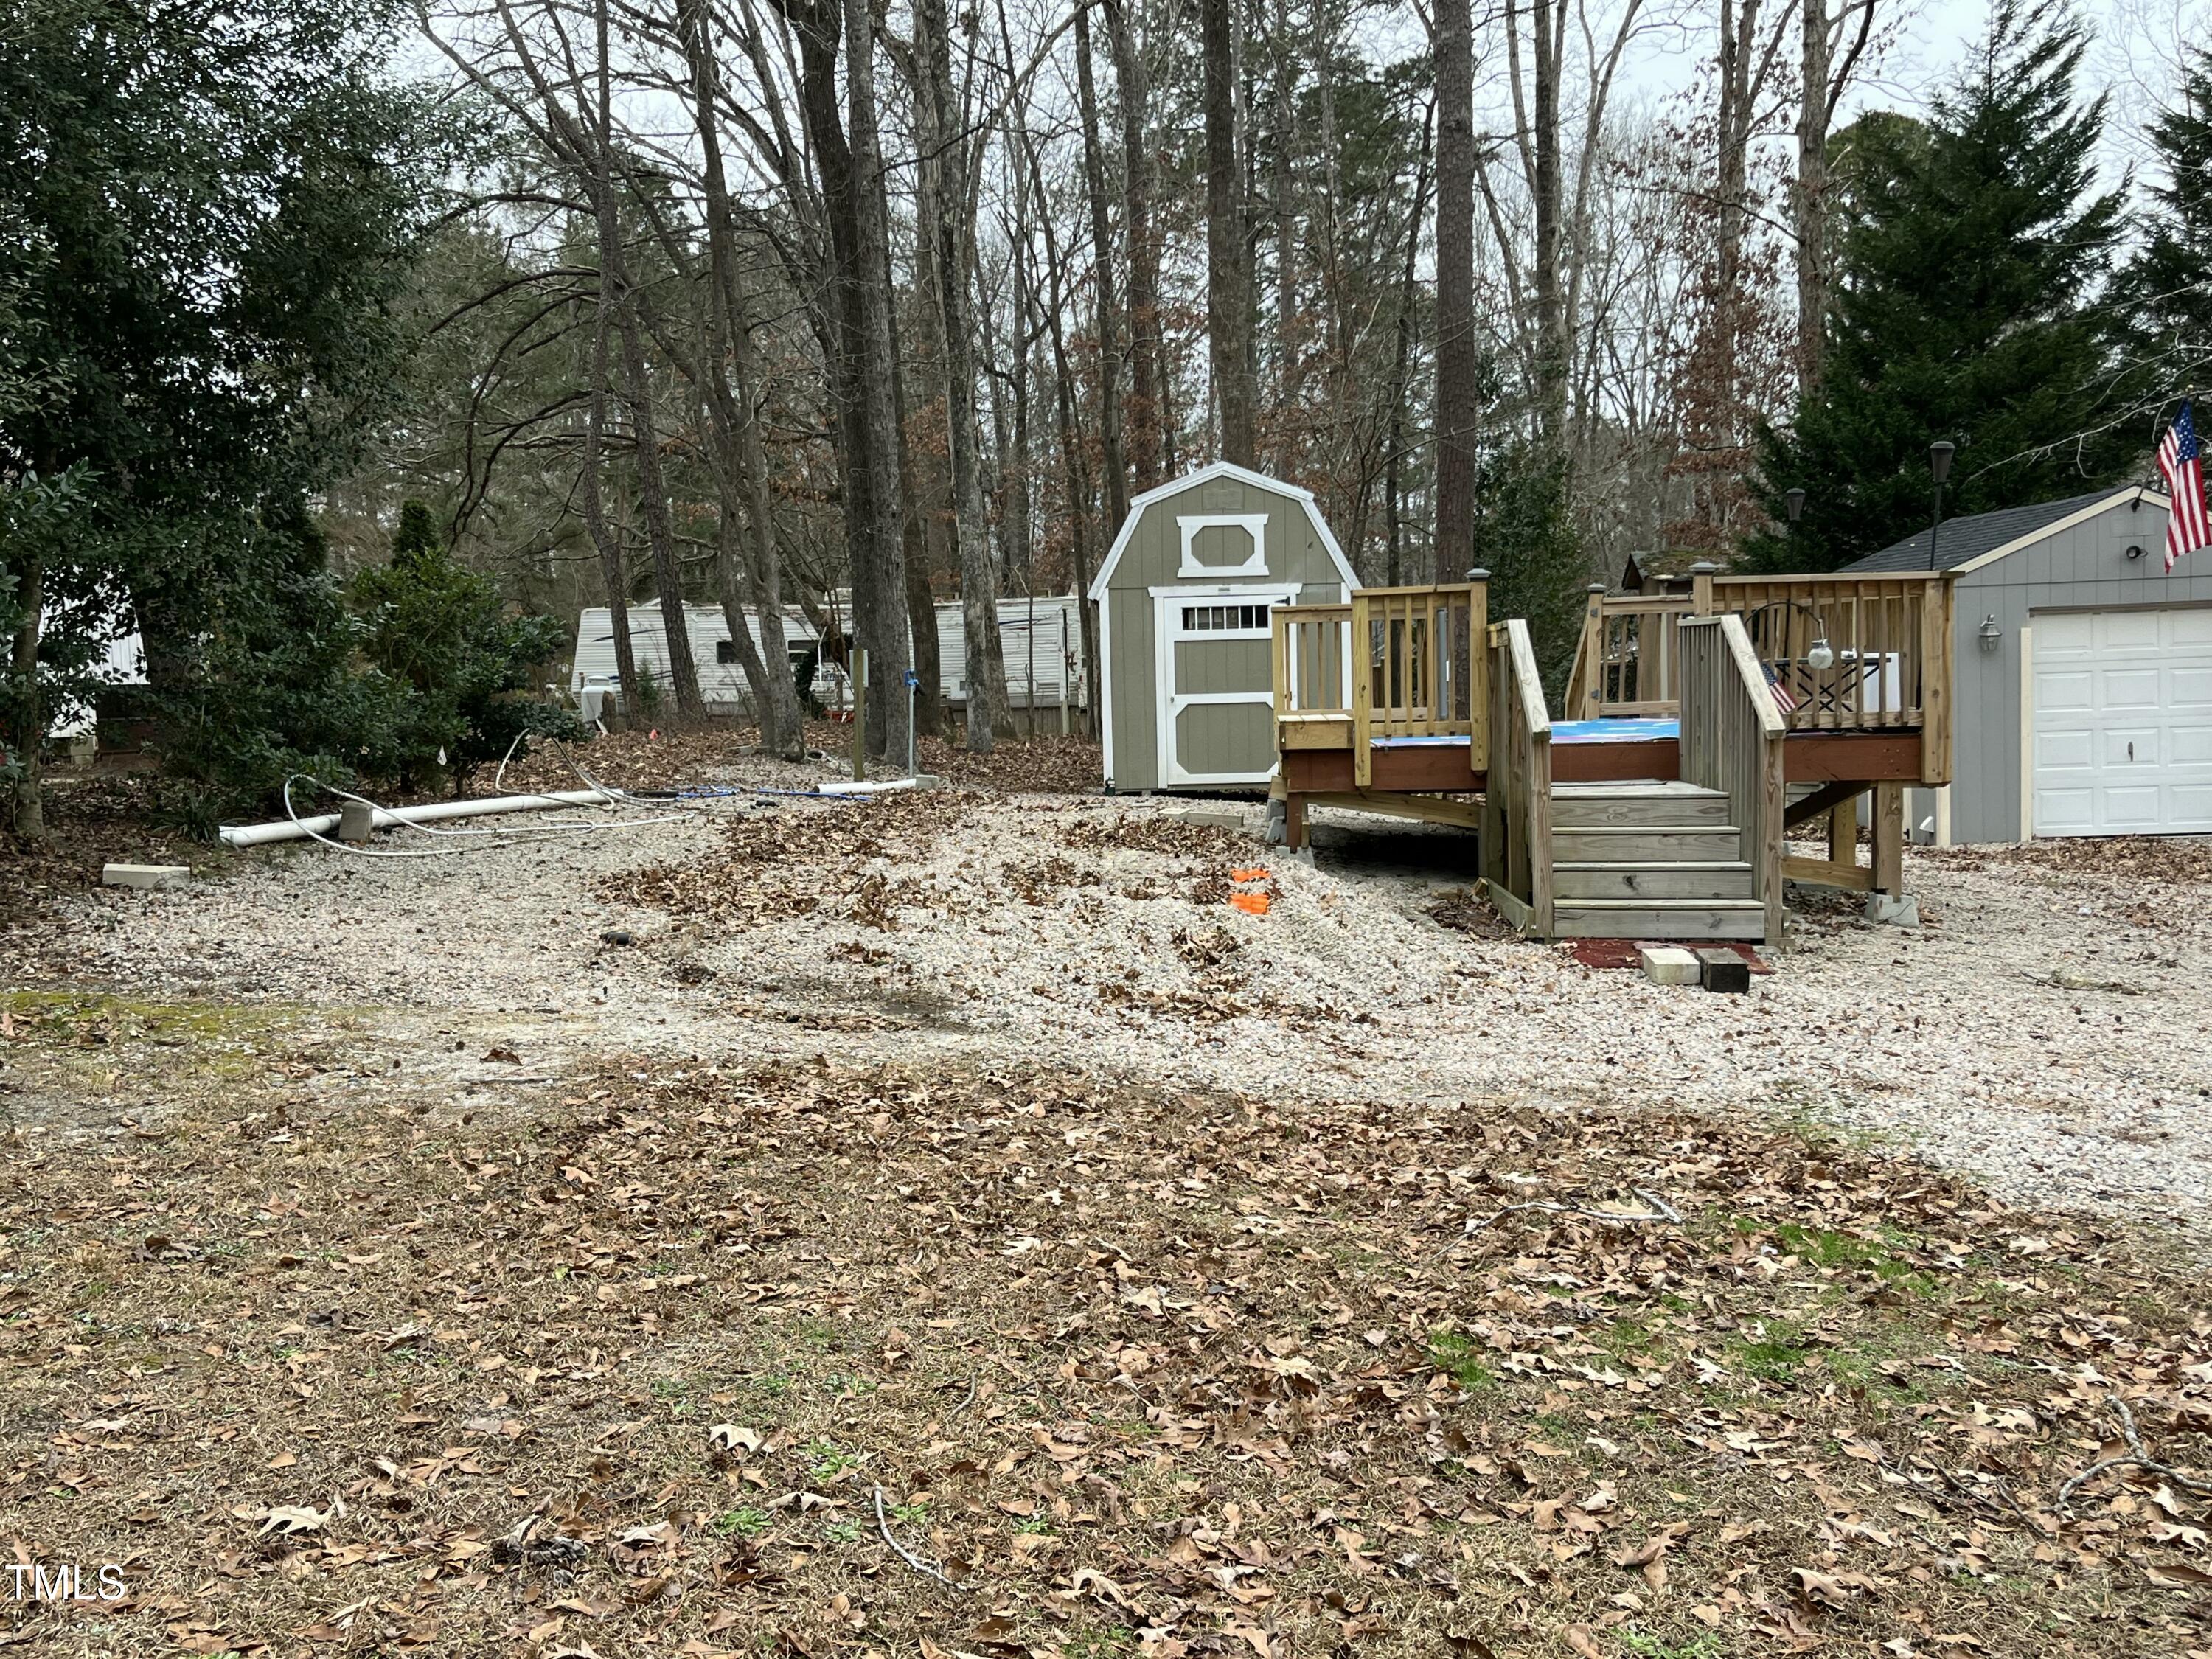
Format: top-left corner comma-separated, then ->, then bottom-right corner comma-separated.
1842,484 -> 2212,843
1089,462 -> 1357,790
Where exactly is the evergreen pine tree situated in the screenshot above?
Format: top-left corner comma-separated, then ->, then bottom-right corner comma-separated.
1748,0 -> 2132,571
2118,49 -> 2212,385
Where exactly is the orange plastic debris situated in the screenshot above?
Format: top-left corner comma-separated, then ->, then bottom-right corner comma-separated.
1230,866 -> 1270,883
1228,892 -> 1271,916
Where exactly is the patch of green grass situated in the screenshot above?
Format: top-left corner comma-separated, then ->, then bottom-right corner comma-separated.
805,1438 -> 858,1482
890,1498 -> 928,1526
1426,1328 -> 1495,1394
1728,1323 -> 1809,1383
1775,1222 -> 1935,1293
790,1318 -> 837,1352
1064,1626 -> 1136,1659
821,1518 -> 861,1544
712,1506 -> 771,1538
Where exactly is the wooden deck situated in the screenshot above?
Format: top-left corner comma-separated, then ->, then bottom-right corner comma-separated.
1273,569 -> 1959,935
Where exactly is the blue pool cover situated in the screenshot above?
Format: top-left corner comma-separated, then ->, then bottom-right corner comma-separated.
1550,717 -> 1679,743
1368,718 -> 1679,747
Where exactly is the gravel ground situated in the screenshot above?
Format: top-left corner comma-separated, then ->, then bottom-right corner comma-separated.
29,759 -> 2212,1227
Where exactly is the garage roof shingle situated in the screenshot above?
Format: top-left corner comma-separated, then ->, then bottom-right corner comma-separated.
1840,489 -> 2126,573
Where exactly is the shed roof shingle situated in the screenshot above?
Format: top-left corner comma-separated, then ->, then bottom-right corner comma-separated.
1840,489 -> 2129,572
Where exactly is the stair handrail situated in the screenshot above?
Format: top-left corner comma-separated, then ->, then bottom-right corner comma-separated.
1481,618 -> 1554,935
1677,613 -> 1787,944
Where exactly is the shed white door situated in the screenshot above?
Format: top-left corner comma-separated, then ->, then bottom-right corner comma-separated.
1154,587 -> 1297,786
2032,607 -> 2212,835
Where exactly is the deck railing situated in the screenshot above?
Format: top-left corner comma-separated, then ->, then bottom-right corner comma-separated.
1270,580 -> 1488,785
1563,569 -> 1955,782
1677,614 -> 1787,944
1478,618 -> 1553,935
1563,591 -> 1691,717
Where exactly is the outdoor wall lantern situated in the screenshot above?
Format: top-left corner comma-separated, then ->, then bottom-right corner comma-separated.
1978,613 -> 2002,652
2126,543 -> 2147,560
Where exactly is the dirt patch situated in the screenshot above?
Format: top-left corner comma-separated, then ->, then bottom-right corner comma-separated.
1931,835 -> 2212,886
602,790 -> 973,927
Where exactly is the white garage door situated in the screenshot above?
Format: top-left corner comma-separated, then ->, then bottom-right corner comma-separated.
2032,608 -> 2212,835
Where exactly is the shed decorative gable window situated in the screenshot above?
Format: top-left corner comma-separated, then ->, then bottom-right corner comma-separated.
1181,602 -> 1274,633
1177,512 -> 1270,577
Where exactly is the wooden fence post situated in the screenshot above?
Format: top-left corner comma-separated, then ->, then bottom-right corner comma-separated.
1690,561 -> 1717,617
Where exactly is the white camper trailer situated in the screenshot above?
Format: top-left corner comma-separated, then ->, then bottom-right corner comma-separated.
570,597 -> 1086,721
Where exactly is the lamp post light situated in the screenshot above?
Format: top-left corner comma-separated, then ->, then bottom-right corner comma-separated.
1927,440 -> 1955,571
1784,487 -> 1805,525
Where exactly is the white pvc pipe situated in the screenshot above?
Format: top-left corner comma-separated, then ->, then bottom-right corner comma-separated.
219,789 -> 621,849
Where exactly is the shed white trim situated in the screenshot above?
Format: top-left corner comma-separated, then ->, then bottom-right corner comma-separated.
1176,512 -> 1270,578
1152,582 -> 1301,787
1085,460 -> 1358,598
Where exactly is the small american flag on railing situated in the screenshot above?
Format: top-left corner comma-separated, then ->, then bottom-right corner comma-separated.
1762,661 -> 1800,714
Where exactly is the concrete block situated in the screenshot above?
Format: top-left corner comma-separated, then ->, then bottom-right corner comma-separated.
1694,947 -> 1752,994
1864,892 -> 1920,928
102,863 -> 189,891
909,773 -> 945,790
337,800 -> 375,844
1175,807 -> 1248,830
1638,945 -> 1701,986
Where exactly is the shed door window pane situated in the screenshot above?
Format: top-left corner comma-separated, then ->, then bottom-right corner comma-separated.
1181,603 -> 1271,633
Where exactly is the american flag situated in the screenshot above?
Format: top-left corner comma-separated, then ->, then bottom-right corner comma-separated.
2157,400 -> 2211,572
1762,661 -> 1800,714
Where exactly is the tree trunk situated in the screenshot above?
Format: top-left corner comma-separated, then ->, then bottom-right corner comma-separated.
892,333 -> 947,739
1270,0 -> 1297,465
1433,0 -> 1478,571
1018,86 -> 1103,731
917,0 -> 1009,748
1531,0 -> 1568,451
1796,0 -> 1832,392
1388,105 -> 1434,589
581,335 -> 637,723
1073,2 -> 1128,534
589,0 -> 700,719
1103,0 -> 1164,490
678,0 -> 806,757
776,0 -> 882,737
611,309 -> 703,718
841,0 -> 912,759
1202,0 -> 1254,466
5,553 -> 43,841
1005,165 -> 1037,613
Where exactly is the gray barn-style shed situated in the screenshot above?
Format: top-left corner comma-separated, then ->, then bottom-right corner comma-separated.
1843,485 -> 2212,843
1089,462 -> 1358,790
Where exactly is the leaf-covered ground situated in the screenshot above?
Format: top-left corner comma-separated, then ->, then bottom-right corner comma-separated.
5,1022 -> 2211,1659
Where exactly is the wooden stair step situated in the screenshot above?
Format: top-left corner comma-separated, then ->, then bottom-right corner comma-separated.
1551,897 -> 1768,941
1550,782 -> 1733,829
1552,860 -> 1756,900
1551,825 -> 1743,862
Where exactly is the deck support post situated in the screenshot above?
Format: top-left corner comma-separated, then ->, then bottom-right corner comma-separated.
1826,791 -> 1859,866
1284,793 -> 1307,851
1871,782 -> 1905,894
